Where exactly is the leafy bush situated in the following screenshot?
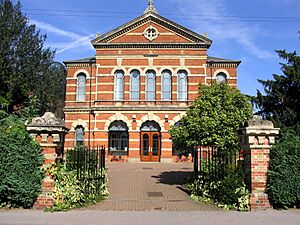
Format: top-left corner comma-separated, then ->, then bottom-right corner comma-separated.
268,132 -> 300,209
48,164 -> 108,211
0,115 -> 44,208
188,164 -> 250,211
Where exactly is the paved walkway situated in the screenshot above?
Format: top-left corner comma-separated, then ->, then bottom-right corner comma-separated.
88,162 -> 219,211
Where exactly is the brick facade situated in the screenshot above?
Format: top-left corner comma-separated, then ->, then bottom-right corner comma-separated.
64,7 -> 241,162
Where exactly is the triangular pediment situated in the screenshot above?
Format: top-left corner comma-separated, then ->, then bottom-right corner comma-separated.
91,12 -> 212,48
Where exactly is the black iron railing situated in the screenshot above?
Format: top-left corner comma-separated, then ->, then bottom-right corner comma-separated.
66,145 -> 106,195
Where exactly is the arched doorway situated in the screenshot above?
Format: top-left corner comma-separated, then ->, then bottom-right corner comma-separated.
108,121 -> 129,156
140,121 -> 161,162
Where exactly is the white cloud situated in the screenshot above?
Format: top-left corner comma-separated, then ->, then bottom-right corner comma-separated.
30,20 -> 94,54
168,0 -> 274,60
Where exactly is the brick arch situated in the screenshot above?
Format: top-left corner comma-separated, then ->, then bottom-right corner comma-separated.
111,67 -> 127,75
104,113 -> 132,131
142,67 -> 159,75
71,119 -> 88,131
137,113 -> 164,131
174,67 -> 191,75
213,69 -> 230,78
159,68 -> 176,75
169,112 -> 186,127
74,69 -> 90,78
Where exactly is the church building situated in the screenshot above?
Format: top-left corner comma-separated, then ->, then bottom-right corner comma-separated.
63,1 -> 240,162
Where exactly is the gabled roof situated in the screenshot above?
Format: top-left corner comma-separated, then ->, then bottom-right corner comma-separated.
91,11 -> 212,47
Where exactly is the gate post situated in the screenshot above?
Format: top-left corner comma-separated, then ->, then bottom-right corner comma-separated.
26,112 -> 69,208
238,116 -> 279,210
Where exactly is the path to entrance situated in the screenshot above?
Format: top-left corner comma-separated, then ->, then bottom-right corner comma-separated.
88,162 -> 219,211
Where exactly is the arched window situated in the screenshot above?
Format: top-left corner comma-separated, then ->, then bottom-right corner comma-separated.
108,121 -> 129,155
146,70 -> 156,101
76,73 -> 86,101
130,70 -> 140,100
75,126 -> 84,145
161,70 -> 172,101
114,70 -> 124,100
177,70 -> 188,101
216,72 -> 227,84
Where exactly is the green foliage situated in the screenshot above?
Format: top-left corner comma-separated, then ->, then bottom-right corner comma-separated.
0,114 -> 44,208
253,50 -> 300,135
169,83 -> 252,152
188,165 -> 250,211
267,132 -> 300,209
47,164 -> 108,211
0,0 -> 65,117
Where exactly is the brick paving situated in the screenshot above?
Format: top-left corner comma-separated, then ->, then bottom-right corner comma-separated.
88,162 -> 219,211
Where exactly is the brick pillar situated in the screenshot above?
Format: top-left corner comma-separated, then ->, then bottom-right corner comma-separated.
26,112 -> 69,209
238,116 -> 279,210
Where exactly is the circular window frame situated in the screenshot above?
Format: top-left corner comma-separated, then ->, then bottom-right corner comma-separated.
143,25 -> 159,42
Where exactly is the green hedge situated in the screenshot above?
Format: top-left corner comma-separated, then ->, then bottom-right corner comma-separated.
268,132 -> 300,209
0,116 -> 44,208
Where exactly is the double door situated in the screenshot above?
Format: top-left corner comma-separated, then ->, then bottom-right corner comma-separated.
140,132 -> 161,162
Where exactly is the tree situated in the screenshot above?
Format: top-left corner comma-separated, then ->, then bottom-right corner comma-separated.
253,50 -> 300,134
0,0 -> 64,117
169,83 -> 252,152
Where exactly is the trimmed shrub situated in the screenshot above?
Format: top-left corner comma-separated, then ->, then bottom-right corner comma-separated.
0,116 -> 44,208
268,132 -> 300,209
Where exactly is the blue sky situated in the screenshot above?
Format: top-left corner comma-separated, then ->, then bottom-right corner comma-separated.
15,0 -> 300,96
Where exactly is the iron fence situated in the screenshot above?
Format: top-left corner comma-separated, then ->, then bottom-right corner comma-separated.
66,145 -> 106,195
193,146 -> 242,181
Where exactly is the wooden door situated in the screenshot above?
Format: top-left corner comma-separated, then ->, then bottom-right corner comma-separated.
140,132 -> 160,162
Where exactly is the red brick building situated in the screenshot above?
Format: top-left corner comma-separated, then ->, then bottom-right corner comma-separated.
63,1 -> 240,162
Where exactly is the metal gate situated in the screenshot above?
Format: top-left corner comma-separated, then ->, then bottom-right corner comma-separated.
66,145 -> 106,195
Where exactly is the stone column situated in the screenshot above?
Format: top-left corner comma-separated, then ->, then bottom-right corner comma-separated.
238,116 -> 279,210
26,112 -> 69,209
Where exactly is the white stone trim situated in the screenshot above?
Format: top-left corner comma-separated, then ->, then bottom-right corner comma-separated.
104,113 -> 132,131
74,69 -> 90,78
213,69 -> 230,78
71,119 -> 88,131
136,113 -> 165,131
169,112 -> 186,126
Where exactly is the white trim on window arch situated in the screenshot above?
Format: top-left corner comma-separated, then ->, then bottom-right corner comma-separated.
158,68 -> 175,75
213,69 -> 230,78
142,67 -> 159,76
111,67 -> 128,76
74,69 -> 89,78
174,67 -> 191,75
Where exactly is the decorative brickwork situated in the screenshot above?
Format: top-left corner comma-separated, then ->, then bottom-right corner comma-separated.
63,4 -> 241,162
238,116 -> 280,210
26,112 -> 69,209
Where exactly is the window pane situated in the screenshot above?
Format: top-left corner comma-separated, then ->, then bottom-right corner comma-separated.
146,71 -> 156,101
76,74 -> 86,101
130,70 -> 140,100
161,70 -> 172,100
178,71 -> 187,101
114,70 -> 124,100
75,126 -> 84,143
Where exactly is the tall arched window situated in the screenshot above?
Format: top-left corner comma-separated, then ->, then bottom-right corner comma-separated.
76,73 -> 86,101
114,70 -> 124,100
130,70 -> 140,100
161,70 -> 172,101
146,70 -> 156,101
75,125 -> 84,145
177,70 -> 188,101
